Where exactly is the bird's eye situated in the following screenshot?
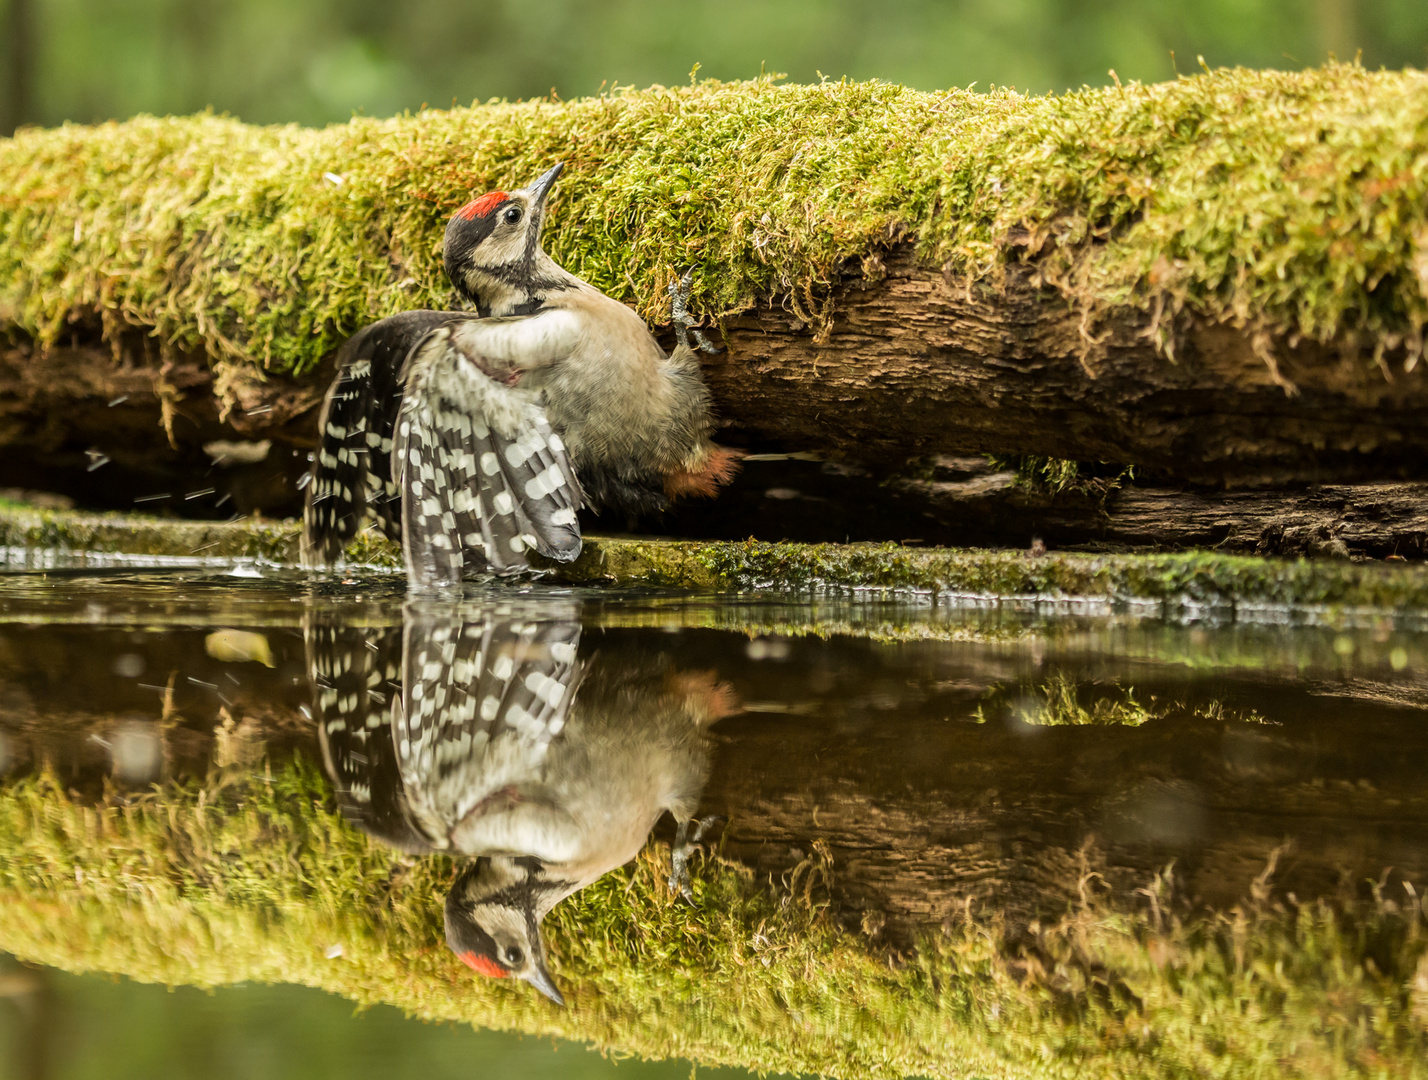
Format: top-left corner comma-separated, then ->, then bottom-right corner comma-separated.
504,946 -> 524,966
503,206 -> 523,225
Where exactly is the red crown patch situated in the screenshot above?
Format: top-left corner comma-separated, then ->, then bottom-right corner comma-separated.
458,191 -> 509,220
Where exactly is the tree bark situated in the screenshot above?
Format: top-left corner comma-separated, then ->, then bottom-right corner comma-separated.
882,462 -> 1428,558
8,245 -> 1428,517
705,248 -> 1428,485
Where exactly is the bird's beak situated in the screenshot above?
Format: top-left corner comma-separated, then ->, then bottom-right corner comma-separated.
523,960 -> 566,1006
527,162 -> 564,210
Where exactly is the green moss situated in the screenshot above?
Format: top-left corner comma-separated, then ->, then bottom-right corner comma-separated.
0,506 -> 305,561
973,672 -> 1269,727
557,537 -> 1428,614
0,759 -> 1425,1079
3,64 -> 1427,404
984,455 -> 1135,498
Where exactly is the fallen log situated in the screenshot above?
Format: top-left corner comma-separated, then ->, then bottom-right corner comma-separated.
2,66 -> 1428,513
709,250 -> 1428,484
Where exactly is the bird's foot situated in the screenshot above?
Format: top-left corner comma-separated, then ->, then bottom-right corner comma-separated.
668,270 -> 720,354
667,815 -> 724,905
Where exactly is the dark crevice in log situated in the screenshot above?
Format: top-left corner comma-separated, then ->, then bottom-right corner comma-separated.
0,331 -> 322,518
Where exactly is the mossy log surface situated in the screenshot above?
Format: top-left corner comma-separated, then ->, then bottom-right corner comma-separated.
4,66 -> 1428,490
8,503 -> 1428,615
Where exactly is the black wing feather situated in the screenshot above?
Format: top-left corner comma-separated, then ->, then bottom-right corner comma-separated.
302,311 -> 466,568
304,614 -> 440,853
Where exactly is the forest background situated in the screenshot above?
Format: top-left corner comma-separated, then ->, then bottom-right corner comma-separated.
4,0 -> 1427,135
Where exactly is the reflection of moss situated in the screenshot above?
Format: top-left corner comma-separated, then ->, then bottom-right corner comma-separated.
4,65 -> 1428,408
975,672 -> 1268,728
0,760 -> 1425,1078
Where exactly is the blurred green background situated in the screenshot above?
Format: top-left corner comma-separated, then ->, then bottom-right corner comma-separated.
3,0 -> 1428,134
0,958 -> 787,1080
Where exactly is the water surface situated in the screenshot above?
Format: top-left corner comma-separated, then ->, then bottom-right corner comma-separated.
2,565 -> 1426,1078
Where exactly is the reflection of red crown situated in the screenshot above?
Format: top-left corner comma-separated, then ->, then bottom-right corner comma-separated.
460,950 -> 510,978
458,191 -> 509,220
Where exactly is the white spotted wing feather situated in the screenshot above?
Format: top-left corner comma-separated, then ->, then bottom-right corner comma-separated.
393,612 -> 584,849
393,327 -> 583,585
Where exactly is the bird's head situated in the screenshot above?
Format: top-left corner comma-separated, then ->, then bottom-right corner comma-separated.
443,162 -> 565,314
444,857 -> 565,1005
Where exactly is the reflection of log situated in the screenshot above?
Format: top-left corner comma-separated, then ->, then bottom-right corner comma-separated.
7,622 -> 1428,951
706,703 -> 1428,946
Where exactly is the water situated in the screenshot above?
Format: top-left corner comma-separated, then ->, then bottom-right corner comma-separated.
2,566 -> 1427,1078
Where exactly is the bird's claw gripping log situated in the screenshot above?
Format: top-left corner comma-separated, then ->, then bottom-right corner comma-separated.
670,270 -> 720,355
668,815 -> 723,905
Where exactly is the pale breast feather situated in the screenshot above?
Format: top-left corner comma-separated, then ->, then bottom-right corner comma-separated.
446,307 -> 583,372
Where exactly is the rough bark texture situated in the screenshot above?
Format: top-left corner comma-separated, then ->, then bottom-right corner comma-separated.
7,245 -> 1428,511
704,249 -> 1428,484
881,460 -> 1428,558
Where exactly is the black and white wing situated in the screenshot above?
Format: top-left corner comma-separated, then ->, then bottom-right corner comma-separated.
302,311 -> 466,568
392,324 -> 584,586
394,607 -> 583,844
305,614 -> 441,853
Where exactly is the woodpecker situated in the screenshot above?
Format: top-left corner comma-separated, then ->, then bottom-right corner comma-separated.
307,602 -> 735,1004
302,162 -> 740,585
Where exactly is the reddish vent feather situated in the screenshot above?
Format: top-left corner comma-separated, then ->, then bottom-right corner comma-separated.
664,446 -> 744,500
460,951 -> 510,978
458,191 -> 509,220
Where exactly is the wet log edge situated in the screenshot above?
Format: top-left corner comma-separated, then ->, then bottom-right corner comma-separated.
8,505 -> 1428,614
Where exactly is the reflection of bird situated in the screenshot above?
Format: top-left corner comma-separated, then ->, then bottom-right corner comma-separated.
301,162 -> 739,585
307,603 -> 735,1004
